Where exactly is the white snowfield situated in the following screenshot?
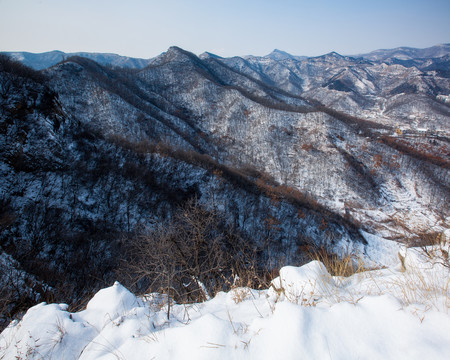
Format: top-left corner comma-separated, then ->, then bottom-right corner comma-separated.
1,246 -> 449,360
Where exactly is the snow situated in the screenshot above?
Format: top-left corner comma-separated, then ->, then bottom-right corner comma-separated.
1,244 -> 449,360
360,230 -> 403,267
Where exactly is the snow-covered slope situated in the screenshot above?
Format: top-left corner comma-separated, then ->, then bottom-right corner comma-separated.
43,46 -> 449,239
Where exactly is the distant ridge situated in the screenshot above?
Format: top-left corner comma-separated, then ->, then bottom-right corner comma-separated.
356,43 -> 450,61
1,50 -> 151,70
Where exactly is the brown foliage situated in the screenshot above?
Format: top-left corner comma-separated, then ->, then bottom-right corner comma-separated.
380,136 -> 450,169
373,154 -> 383,168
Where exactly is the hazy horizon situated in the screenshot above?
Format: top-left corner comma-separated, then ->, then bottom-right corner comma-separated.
1,0 -> 449,58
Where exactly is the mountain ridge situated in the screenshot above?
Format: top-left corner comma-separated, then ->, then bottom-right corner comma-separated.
3,43 -> 449,70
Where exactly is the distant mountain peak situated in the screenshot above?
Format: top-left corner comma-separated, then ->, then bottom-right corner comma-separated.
328,51 -> 342,57
199,51 -> 223,60
272,49 -> 289,55
310,51 -> 349,63
148,46 -> 196,66
160,46 -> 187,60
320,51 -> 345,59
267,49 -> 292,58
264,49 -> 305,61
166,45 -> 184,53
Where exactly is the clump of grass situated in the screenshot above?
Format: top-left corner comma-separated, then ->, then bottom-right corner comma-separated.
304,242 -> 450,312
393,266 -> 450,312
305,245 -> 368,277
231,287 -> 252,304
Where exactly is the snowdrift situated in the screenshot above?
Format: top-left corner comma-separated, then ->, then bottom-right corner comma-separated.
1,246 -> 449,360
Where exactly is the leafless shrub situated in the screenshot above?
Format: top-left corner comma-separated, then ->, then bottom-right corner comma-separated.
119,199 -> 271,314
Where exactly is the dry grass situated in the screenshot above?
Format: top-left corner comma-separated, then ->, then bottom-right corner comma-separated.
416,232 -> 449,269
393,267 -> 450,311
230,288 -> 252,304
304,244 -> 450,312
305,245 -> 369,278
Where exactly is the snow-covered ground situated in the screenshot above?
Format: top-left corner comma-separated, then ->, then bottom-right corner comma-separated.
1,242 -> 449,360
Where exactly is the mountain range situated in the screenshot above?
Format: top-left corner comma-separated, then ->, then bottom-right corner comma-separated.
0,43 -> 449,322
3,43 -> 449,70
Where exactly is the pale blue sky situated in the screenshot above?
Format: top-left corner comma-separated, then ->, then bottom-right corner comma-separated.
0,0 -> 448,58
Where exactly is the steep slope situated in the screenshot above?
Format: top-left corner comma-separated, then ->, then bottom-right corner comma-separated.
144,49 -> 449,237
44,48 -> 450,239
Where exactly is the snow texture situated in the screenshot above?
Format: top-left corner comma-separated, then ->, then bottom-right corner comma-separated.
2,244 -> 449,360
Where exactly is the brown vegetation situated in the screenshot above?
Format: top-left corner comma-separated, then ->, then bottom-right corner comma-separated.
119,199 -> 272,316
380,136 -> 450,169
